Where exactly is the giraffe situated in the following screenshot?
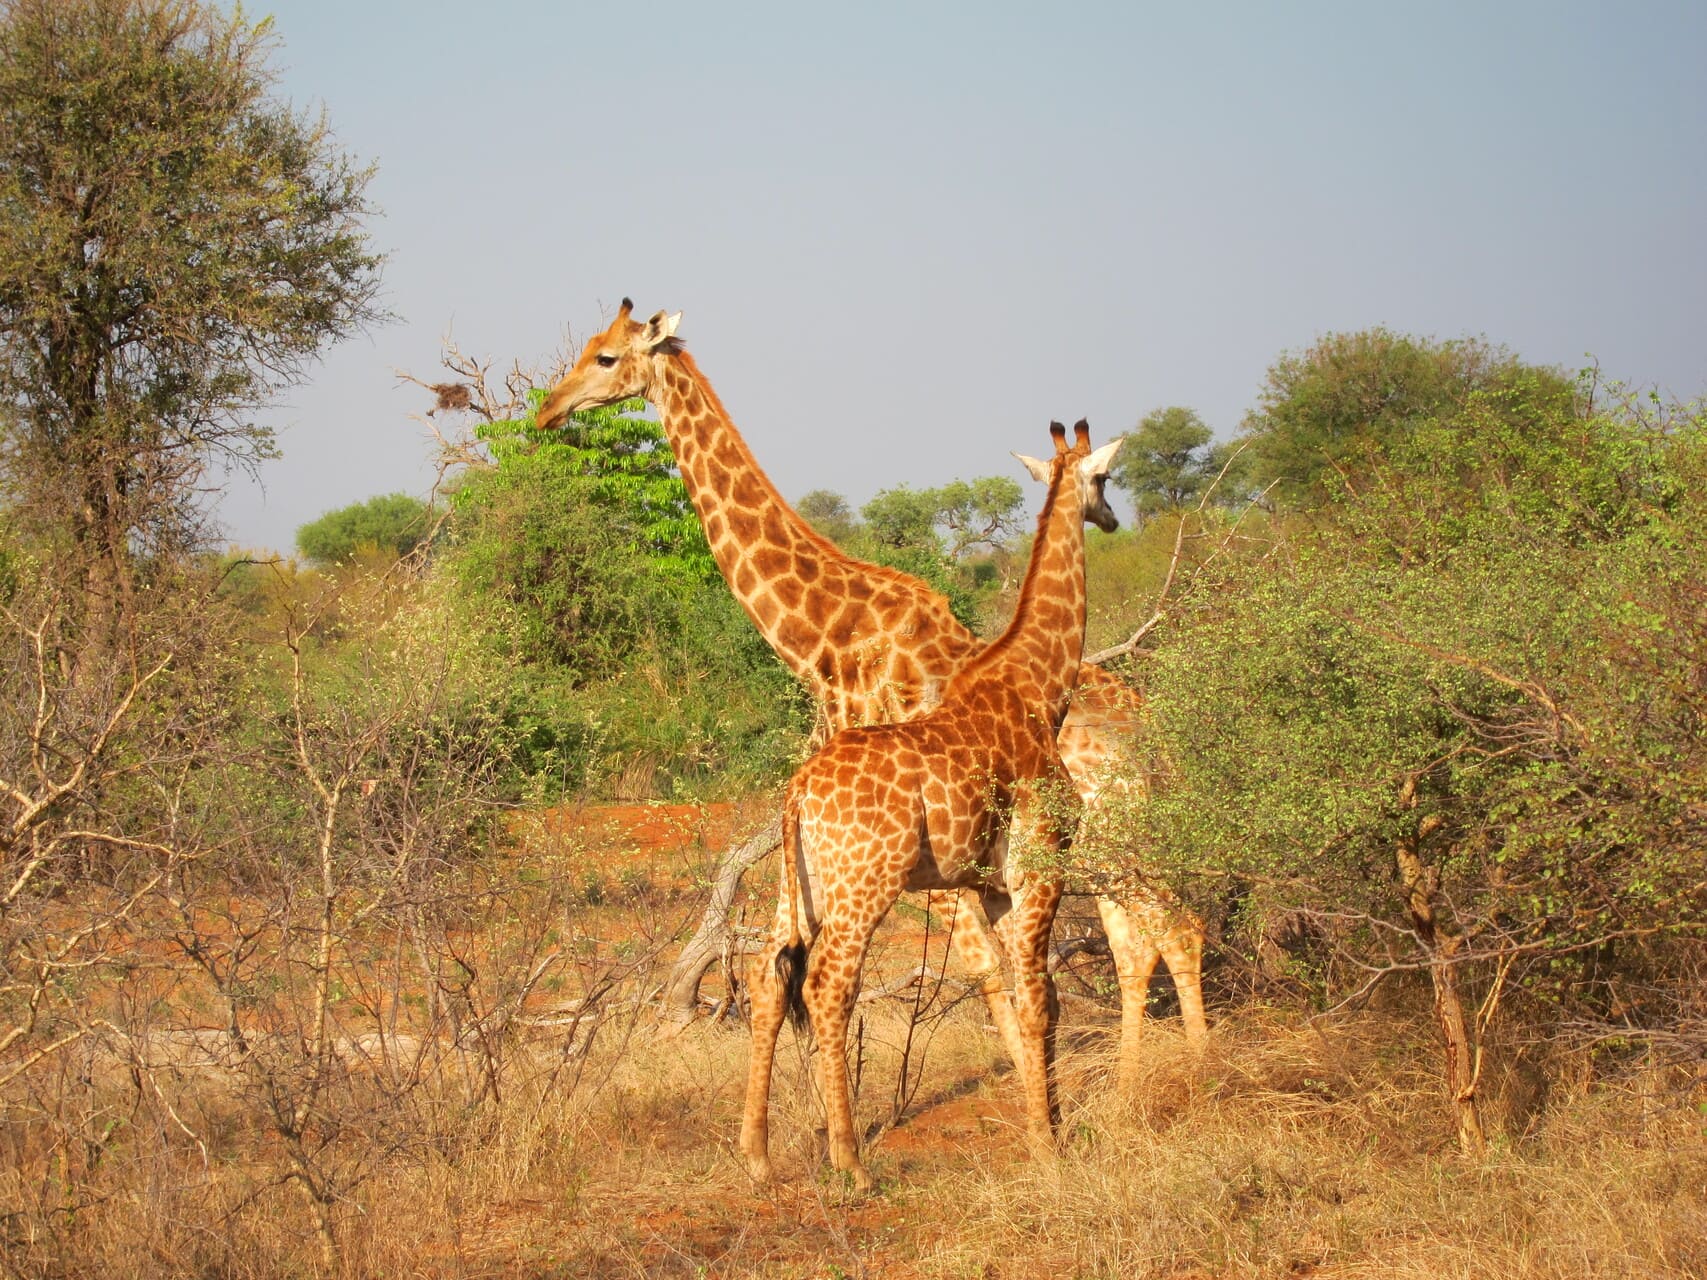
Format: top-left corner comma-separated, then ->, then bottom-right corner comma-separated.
741,420 -> 1117,1190
534,301 -> 1206,1085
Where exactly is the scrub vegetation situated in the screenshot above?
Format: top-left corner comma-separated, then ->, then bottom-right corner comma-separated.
0,3 -> 1700,1275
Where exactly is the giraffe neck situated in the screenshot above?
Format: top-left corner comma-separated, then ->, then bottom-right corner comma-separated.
962,462 -> 1088,722
643,350 -> 892,683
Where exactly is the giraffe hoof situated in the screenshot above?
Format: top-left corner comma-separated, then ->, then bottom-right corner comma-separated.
823,1151 -> 875,1194
1025,1129 -> 1061,1164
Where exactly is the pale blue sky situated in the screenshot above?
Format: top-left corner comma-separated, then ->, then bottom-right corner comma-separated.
225,1 -> 1707,552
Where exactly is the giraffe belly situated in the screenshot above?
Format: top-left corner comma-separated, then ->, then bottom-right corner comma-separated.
905,804 -> 1011,894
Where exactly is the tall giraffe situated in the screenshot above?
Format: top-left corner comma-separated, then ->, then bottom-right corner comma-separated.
535,301 -> 1206,1083
742,420 -> 1117,1190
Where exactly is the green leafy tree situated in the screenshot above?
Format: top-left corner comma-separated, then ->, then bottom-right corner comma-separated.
446,391 -> 807,793
859,476 -> 1026,558
855,476 -> 1027,630
933,475 -> 1025,557
860,484 -> 943,552
447,395 -> 702,676
509,390 -> 712,580
1112,406 -> 1215,519
1134,375 -> 1705,1150
797,488 -> 857,545
296,492 -> 433,565
0,0 -> 383,632
1238,328 -> 1574,507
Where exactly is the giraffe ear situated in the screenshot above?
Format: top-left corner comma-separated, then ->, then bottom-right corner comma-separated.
1012,452 -> 1052,483
1083,437 -> 1124,476
644,310 -> 682,350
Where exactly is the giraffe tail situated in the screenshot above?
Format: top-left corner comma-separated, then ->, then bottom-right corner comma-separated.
775,789 -> 809,1029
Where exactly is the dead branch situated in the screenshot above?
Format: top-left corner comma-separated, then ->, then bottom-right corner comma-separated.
657,815 -> 783,1023
1087,443 -> 1272,666
396,328 -> 579,510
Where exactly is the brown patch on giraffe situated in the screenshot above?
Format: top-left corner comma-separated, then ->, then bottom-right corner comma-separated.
725,509 -> 761,544
773,576 -> 805,613
731,558 -> 757,597
750,545 -> 790,581
774,613 -> 817,658
801,590 -> 833,630
732,473 -> 766,511
824,609 -> 859,648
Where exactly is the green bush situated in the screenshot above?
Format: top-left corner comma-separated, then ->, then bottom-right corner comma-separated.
442,392 -> 810,800
296,493 -> 435,565
1135,377 -> 1706,1041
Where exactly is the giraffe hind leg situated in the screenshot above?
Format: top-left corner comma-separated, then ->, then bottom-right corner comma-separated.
1097,895 -> 1163,1097
740,934 -> 793,1183
802,918 -> 878,1192
741,847 -> 815,1182
1000,878 -> 1064,1147
929,888 -> 1026,1068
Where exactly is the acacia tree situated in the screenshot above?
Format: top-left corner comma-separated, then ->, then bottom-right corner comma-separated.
1112,406 -> 1220,521
796,488 -> 857,543
849,475 -> 1025,626
0,0 -> 383,635
858,476 -> 1025,558
296,493 -> 434,566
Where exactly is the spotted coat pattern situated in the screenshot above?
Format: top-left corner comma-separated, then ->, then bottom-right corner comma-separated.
736,423 -> 1122,1188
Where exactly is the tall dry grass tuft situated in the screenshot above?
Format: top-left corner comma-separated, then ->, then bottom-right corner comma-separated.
926,1010 -> 1707,1280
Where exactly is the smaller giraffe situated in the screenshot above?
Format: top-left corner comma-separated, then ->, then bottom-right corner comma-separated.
740,421 -> 1121,1191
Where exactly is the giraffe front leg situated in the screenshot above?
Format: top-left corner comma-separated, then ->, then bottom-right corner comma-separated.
803,922 -> 875,1192
1095,895 -> 1162,1096
1160,916 -> 1209,1049
927,889 -> 1025,1068
997,881 -> 1064,1151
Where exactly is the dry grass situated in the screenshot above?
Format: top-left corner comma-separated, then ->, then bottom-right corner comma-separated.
3,872 -> 1702,1279
928,1014 -> 1706,1279
324,1000 -> 1705,1280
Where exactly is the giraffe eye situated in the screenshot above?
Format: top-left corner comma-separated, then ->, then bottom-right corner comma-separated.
595,354 -> 618,368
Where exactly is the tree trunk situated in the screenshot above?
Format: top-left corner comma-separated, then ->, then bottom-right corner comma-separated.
1395,814 -> 1487,1156
657,817 -> 782,1024
1426,932 -> 1486,1155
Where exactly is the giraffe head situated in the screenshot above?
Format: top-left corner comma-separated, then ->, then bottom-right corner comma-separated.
1014,420 -> 1123,532
536,298 -> 682,429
